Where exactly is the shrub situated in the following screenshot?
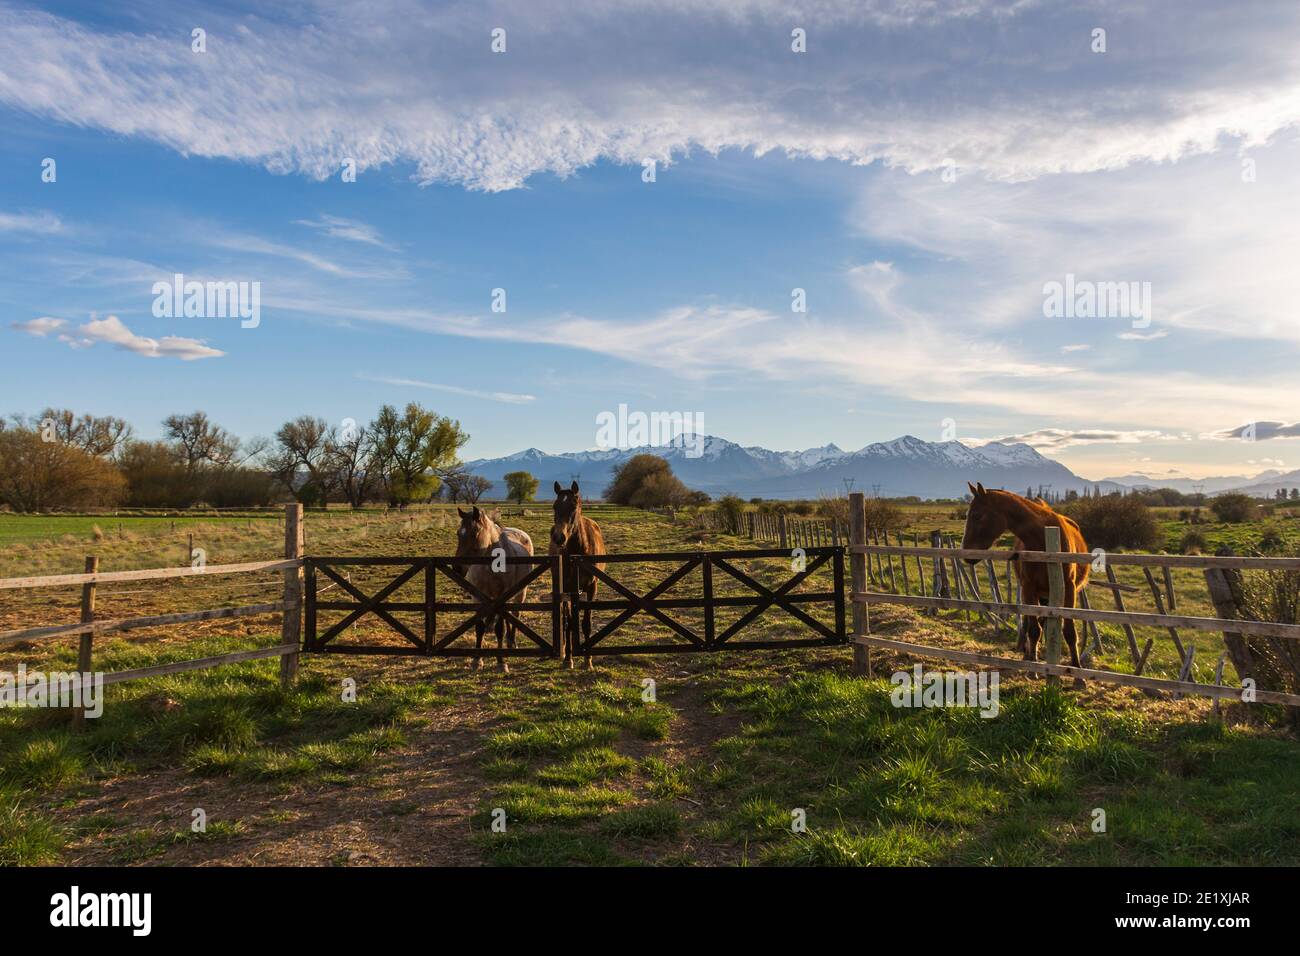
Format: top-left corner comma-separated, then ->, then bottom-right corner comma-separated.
715,494 -> 746,531
862,497 -> 902,534
1060,494 -> 1159,550
1211,493 -> 1259,524
1179,529 -> 1208,555
1258,526 -> 1287,553
604,455 -> 696,509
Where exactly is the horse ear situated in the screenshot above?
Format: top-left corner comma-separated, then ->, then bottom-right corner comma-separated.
976,482 -> 986,495
457,507 -> 469,519
967,481 -> 978,496
553,481 -> 563,495
570,480 -> 579,494
472,505 -> 480,519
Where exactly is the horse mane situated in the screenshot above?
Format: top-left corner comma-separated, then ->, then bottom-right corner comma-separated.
984,487 -> 1057,519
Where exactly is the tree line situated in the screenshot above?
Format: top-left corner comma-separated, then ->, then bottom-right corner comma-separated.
0,404 -> 499,512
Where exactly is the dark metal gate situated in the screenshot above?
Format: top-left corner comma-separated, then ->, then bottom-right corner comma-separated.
302,547 -> 845,660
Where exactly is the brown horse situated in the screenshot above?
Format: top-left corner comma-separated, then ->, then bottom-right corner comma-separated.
453,506 -> 535,673
549,480 -> 606,669
960,482 -> 1090,667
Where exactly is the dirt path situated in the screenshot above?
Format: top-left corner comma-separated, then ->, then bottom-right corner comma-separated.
60,704 -> 493,867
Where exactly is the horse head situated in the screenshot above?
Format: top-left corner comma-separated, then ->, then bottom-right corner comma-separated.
550,480 -> 581,549
454,506 -> 496,573
960,481 -> 1008,564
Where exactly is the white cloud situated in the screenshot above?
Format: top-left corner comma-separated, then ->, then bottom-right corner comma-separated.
11,316 -> 66,336
2,2 -> 1299,191
76,315 -> 223,360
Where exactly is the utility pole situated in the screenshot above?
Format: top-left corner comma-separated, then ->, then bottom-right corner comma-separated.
842,477 -> 856,495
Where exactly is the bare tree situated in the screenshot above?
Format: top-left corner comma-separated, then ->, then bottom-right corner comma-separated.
36,408 -> 133,457
267,416 -> 336,505
163,411 -> 238,472
325,423 -> 378,508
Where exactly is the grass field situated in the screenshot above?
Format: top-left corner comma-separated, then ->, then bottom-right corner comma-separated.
2,506 -> 1298,866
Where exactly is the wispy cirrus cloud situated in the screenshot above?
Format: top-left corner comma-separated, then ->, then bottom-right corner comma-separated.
206,234 -> 403,280
969,429 -> 1182,451
293,215 -> 395,250
357,373 -> 534,404
0,210 -> 62,234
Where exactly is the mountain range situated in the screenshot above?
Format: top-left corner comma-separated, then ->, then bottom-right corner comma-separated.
464,434 -> 1128,500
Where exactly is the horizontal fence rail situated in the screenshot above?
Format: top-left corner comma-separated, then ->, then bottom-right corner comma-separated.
851,544 -> 1300,571
0,505 -> 306,706
851,591 -> 1300,641
0,558 -> 302,590
0,601 -> 289,647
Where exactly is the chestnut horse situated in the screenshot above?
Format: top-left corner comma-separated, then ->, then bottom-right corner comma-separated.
549,480 -> 606,669
453,506 -> 535,673
960,482 -> 1089,667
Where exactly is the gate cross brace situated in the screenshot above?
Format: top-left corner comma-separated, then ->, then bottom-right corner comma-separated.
580,557 -> 704,649
315,563 -> 425,648
433,561 -> 552,650
711,552 -> 836,643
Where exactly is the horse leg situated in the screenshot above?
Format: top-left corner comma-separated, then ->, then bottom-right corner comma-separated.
473,618 -> 484,671
1024,613 -> 1042,662
496,614 -> 508,674
1063,587 -> 1085,686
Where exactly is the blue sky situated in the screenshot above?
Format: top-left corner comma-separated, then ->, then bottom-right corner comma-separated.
3,0 -> 1300,481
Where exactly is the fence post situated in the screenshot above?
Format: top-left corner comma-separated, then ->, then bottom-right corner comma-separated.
550,554 -> 564,659
778,513 -> 788,549
1204,563 -> 1253,682
72,555 -> 97,729
1043,526 -> 1064,685
849,492 -> 870,676
280,503 -> 304,689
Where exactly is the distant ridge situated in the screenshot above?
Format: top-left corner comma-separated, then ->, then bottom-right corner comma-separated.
464,434 -> 1128,500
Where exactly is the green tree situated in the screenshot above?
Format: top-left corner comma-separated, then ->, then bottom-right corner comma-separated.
369,403 -> 468,506
503,470 -> 539,504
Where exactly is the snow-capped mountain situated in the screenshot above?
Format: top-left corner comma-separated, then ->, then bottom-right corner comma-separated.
464,434 -> 1123,500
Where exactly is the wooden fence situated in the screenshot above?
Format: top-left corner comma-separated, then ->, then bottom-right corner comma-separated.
694,508 -> 845,549
845,492 -> 1300,708
0,504 -> 305,718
